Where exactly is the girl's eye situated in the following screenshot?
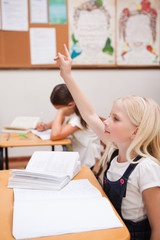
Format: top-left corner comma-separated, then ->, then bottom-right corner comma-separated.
113,116 -> 119,121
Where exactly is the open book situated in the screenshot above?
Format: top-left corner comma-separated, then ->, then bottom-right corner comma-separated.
13,179 -> 123,239
31,129 -> 51,140
2,116 -> 40,134
8,151 -> 80,190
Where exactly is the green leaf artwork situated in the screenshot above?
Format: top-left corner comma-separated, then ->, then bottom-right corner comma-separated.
72,34 -> 79,44
95,0 -> 103,7
102,38 -> 114,55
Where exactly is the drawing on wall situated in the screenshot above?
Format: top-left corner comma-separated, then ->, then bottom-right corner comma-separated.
117,0 -> 160,65
68,0 -> 115,65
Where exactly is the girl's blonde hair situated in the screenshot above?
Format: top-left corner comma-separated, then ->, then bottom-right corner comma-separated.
101,95 -> 160,166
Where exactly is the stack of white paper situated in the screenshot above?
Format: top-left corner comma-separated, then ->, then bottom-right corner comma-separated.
2,116 -> 40,134
13,179 -> 123,239
8,151 -> 80,190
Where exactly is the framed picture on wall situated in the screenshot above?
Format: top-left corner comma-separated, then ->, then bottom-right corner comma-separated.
116,0 -> 160,66
68,0 -> 116,66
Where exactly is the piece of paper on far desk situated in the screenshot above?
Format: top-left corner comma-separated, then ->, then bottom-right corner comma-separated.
31,129 -> 51,140
13,179 -> 123,240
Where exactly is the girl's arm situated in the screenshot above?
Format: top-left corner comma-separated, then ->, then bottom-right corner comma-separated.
56,44 -> 108,144
50,106 -> 79,140
142,187 -> 160,240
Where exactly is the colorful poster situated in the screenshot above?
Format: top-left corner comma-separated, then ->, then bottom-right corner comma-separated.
68,0 -> 115,65
49,0 -> 67,24
117,0 -> 160,65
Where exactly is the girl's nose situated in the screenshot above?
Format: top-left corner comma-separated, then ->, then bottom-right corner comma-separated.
103,118 -> 109,126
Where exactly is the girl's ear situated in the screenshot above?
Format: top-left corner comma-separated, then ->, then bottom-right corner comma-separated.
68,101 -> 75,106
130,127 -> 138,140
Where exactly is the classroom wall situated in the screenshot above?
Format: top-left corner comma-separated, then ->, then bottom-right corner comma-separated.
0,68 -> 160,157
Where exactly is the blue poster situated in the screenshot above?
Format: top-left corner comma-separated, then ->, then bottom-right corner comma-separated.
49,0 -> 67,24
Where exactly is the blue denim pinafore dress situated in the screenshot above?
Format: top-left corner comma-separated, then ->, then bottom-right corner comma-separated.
103,150 -> 151,240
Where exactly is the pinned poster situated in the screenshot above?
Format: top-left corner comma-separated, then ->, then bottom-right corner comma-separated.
49,0 -> 67,24
68,0 -> 116,66
116,0 -> 160,66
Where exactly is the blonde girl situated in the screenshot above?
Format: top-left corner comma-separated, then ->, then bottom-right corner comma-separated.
55,44 -> 160,240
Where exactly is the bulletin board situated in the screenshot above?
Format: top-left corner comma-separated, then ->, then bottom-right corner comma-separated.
0,0 -> 68,68
0,25 -> 68,68
0,0 -> 160,69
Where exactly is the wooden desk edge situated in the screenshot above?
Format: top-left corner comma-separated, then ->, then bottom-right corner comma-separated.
0,132 -> 71,147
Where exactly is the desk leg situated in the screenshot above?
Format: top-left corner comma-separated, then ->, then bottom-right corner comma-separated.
51,146 -> 55,151
5,148 -> 9,169
0,147 -> 3,170
62,145 -> 68,151
51,145 -> 68,151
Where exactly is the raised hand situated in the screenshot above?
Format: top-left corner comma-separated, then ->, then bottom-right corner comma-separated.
54,44 -> 72,79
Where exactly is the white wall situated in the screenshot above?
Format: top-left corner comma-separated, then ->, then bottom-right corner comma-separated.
0,68 -> 160,157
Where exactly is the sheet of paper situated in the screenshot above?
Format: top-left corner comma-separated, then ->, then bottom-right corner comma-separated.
14,179 -> 102,200
30,0 -> 48,24
1,0 -> 28,31
13,180 -> 123,239
31,129 -> 51,140
30,27 -> 56,65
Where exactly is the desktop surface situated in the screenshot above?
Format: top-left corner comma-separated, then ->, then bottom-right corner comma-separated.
0,167 -> 130,240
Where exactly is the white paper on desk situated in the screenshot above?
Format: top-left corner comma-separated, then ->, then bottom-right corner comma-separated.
26,151 -> 79,176
31,129 -> 51,140
10,116 -> 40,129
9,151 -> 80,190
13,179 -> 102,200
13,179 -> 123,240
